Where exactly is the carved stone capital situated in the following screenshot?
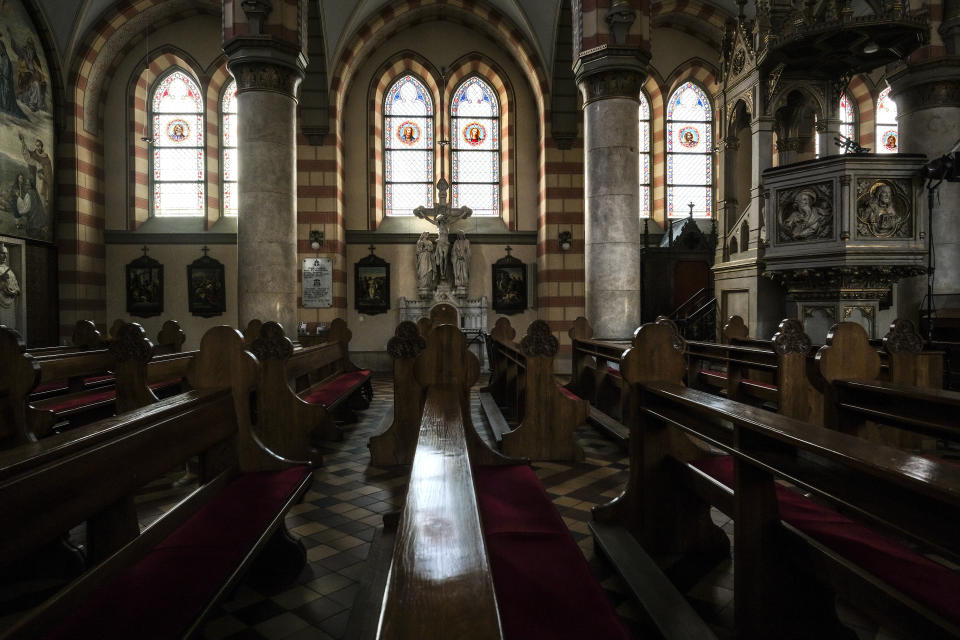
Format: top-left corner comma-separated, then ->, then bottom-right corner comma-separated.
229,58 -> 303,97
573,48 -> 649,106
606,0 -> 637,46
241,0 -> 273,35
888,60 -> 960,116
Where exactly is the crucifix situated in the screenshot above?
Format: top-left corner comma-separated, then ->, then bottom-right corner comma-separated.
413,177 -> 472,282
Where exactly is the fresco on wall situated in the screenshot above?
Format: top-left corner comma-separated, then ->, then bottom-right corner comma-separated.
0,0 -> 54,244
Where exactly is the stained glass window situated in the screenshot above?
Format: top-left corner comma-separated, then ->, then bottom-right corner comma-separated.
221,80 -> 237,217
876,87 -> 898,154
451,76 -> 500,217
384,74 -> 434,216
638,92 -> 651,218
839,92 -> 855,152
666,82 -> 712,217
151,69 -> 204,217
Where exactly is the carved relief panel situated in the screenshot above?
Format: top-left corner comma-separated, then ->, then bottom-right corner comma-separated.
855,178 -> 912,239
776,181 -> 834,243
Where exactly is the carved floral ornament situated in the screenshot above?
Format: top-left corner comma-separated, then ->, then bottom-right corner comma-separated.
387,321 -> 426,359
763,265 -> 926,296
520,320 -> 559,358
251,321 -> 295,360
108,323 -> 156,364
883,318 -> 924,354
771,318 -> 811,355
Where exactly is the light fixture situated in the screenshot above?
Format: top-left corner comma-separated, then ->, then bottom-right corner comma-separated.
863,41 -> 879,54
558,230 -> 572,251
309,230 -> 324,250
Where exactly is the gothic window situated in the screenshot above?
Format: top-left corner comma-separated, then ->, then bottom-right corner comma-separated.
451,76 -> 500,217
384,74 -> 434,216
876,87 -> 899,154
151,69 -> 204,217
666,82 -> 712,217
221,80 -> 238,217
839,92 -> 855,152
638,91 -> 651,218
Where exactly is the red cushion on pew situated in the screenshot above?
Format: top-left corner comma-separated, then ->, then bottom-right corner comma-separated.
84,374 -> 115,386
45,466 -> 311,640
41,389 -> 116,413
557,385 -> 581,402
474,465 -> 631,640
33,381 -> 68,394
300,370 -> 370,407
742,378 -> 777,390
148,377 -> 182,391
692,455 -> 960,627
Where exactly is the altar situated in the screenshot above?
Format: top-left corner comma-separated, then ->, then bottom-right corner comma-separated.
398,295 -> 490,368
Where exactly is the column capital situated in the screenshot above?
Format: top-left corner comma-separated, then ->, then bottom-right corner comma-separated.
225,38 -> 307,99
573,51 -> 649,106
888,59 -> 960,117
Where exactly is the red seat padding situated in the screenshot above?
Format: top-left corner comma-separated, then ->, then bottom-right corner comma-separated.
692,455 -> 960,627
742,378 -> 777,390
299,370 -> 370,407
45,466 -> 311,640
84,374 -> 115,386
33,381 -> 68,394
41,389 -> 116,413
148,377 -> 182,391
474,465 -> 631,640
557,385 -> 581,402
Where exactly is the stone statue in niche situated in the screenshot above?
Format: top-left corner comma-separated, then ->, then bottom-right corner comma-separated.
415,232 -> 435,295
452,229 -> 471,296
856,179 -> 911,239
777,182 -> 833,242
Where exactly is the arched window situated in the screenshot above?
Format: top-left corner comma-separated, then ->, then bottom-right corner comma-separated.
638,91 -> 650,218
151,69 -> 204,217
667,82 -> 712,217
839,92 -> 855,152
221,80 -> 238,217
876,87 -> 898,154
384,74 -> 434,216
451,76 -> 500,217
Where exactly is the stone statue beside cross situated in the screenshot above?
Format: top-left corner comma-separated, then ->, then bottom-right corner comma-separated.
413,178 -> 472,299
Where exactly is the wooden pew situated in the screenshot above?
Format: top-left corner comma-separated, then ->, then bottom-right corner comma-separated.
109,322 -> 195,413
0,326 -> 313,639
373,324 -> 630,640
248,320 -> 370,455
595,322 -> 960,639
25,320 -> 105,357
483,318 -> 588,461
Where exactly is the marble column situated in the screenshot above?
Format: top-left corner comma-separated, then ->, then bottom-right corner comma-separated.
575,63 -> 646,340
889,60 -> 960,321
226,43 -> 305,334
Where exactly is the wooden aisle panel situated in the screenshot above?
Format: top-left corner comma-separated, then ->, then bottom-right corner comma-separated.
487,319 -> 588,461
368,322 -> 426,466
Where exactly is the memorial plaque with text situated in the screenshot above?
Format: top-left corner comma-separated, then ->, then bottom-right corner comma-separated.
302,258 -> 333,308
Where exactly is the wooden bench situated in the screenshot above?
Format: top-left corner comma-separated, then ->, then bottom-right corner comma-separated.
372,324 -> 630,640
482,318 -> 588,461
0,325 -> 314,639
594,321 -> 960,639
248,319 -> 371,455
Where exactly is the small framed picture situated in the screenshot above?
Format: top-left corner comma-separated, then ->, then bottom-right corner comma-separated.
126,254 -> 164,318
186,253 -> 226,318
492,253 -> 527,315
355,251 -> 390,316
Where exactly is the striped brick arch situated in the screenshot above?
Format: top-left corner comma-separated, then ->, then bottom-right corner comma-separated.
650,0 -> 732,49
126,50 -> 223,229
847,75 -> 876,151
643,73 -> 666,225
60,0 -> 218,339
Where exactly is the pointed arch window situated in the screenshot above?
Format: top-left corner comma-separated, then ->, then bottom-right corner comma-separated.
151,69 -> 204,217
384,74 -> 434,216
451,76 -> 500,217
221,80 -> 238,216
666,82 -> 712,217
839,92 -> 855,152
876,87 -> 898,154
638,91 -> 651,218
